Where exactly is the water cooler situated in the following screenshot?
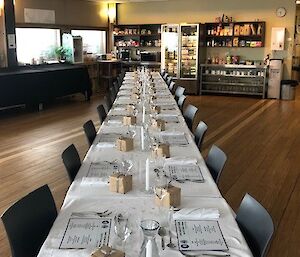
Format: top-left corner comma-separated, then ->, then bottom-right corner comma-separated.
267,59 -> 283,99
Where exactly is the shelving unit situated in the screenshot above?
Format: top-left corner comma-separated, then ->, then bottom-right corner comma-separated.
113,24 -> 161,48
205,21 -> 265,48
180,24 -> 199,79
200,64 -> 267,98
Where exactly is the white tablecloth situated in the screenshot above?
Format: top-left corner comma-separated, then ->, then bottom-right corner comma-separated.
38,72 -> 252,257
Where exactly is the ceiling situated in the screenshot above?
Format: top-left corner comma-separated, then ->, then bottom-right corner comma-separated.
86,0 -> 169,3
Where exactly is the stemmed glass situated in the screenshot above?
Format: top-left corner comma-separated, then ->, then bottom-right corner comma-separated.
114,213 -> 132,251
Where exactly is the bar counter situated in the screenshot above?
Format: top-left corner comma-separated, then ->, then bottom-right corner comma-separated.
0,63 -> 92,109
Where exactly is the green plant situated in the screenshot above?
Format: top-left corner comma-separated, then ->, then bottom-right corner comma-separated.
55,46 -> 72,61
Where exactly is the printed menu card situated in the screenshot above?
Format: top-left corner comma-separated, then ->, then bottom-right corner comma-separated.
59,217 -> 111,249
165,165 -> 204,181
175,220 -> 228,251
87,162 -> 119,178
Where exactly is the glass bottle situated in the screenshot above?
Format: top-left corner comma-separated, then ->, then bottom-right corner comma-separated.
139,220 -> 160,257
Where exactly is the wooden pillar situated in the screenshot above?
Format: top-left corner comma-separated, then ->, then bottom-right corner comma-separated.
0,6 -> 7,67
4,0 -> 17,67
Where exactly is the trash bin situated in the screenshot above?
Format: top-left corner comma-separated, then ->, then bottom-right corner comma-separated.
281,80 -> 298,100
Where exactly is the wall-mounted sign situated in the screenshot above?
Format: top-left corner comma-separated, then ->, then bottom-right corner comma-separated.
24,8 -> 55,24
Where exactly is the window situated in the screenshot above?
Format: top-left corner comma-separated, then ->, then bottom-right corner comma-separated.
16,28 -> 61,64
71,30 -> 106,55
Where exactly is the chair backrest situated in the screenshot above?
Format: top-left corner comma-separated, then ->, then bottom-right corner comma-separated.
1,185 -> 57,257
169,81 -> 176,92
194,121 -> 208,151
97,104 -> 107,124
177,95 -> 187,112
105,95 -> 113,111
117,76 -> 122,88
109,86 -> 117,102
183,104 -> 198,131
62,144 -> 81,182
175,86 -> 185,102
83,120 -> 97,146
160,69 -> 166,77
163,73 -> 168,80
166,76 -> 173,86
113,81 -> 119,94
236,193 -> 274,257
205,144 -> 227,184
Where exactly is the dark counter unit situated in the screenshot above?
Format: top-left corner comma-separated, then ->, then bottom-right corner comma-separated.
0,63 -> 92,109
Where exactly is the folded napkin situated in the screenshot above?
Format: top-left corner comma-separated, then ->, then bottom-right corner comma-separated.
160,131 -> 185,136
173,208 -> 220,220
97,142 -> 116,148
164,157 -> 197,165
81,177 -> 108,185
107,119 -> 122,125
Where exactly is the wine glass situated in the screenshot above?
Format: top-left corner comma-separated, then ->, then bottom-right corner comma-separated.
121,159 -> 133,174
114,213 -> 132,250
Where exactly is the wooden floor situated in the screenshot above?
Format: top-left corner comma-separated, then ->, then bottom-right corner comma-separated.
1,89 -> 300,257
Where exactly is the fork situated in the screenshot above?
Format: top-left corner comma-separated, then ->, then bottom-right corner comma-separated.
72,210 -> 112,217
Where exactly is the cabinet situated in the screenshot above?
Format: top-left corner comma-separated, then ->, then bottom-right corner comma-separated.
205,21 -> 265,48
161,24 -> 202,94
200,64 -> 267,98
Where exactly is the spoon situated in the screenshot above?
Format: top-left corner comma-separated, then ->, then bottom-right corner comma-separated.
158,227 -> 167,250
166,230 -> 176,249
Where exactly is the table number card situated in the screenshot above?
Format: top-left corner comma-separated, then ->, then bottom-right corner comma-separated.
59,217 -> 111,249
87,162 -> 119,178
175,220 -> 228,251
165,165 -> 204,181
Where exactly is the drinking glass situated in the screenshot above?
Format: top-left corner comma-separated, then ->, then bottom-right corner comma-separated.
114,214 -> 131,250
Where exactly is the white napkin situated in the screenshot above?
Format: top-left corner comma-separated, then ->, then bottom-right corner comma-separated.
97,142 -> 115,148
107,119 -> 122,125
164,157 -> 197,165
81,177 -> 108,185
160,131 -> 185,136
173,208 -> 220,220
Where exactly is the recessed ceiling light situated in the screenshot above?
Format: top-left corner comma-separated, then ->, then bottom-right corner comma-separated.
297,0 -> 300,4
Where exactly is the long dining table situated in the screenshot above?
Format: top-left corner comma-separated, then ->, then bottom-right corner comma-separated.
38,70 -> 253,257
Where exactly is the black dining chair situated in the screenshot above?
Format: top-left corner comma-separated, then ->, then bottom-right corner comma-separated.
160,69 -> 166,77
183,104 -> 198,131
163,73 -> 169,81
236,193 -> 274,257
83,120 -> 97,146
205,144 -> 227,184
109,86 -> 117,102
117,75 -> 123,89
97,104 -> 107,124
105,95 -> 113,111
194,121 -> 208,151
169,81 -> 176,93
62,144 -> 81,182
1,184 -> 57,257
177,95 -> 187,112
174,86 -> 185,102
113,81 -> 119,94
